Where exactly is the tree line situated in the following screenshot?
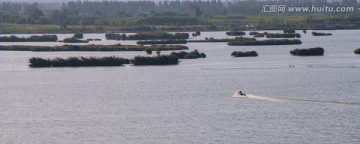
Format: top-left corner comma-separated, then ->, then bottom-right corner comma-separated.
0,0 -> 359,32
1,0 -> 359,16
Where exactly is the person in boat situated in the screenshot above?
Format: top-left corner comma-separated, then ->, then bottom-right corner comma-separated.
238,90 -> 246,96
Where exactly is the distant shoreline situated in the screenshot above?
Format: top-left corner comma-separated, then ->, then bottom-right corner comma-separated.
0,28 -> 358,35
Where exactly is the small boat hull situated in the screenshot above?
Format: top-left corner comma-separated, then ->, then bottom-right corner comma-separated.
233,91 -> 247,97
232,95 -> 247,98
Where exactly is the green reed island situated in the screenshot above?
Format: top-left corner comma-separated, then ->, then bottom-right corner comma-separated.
290,47 -> 325,56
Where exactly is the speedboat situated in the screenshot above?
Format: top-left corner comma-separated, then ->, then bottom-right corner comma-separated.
233,91 -> 247,97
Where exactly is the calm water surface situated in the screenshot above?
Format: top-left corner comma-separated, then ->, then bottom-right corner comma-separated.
0,30 -> 360,143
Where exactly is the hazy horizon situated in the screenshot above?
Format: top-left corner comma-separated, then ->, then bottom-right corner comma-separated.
0,0 -> 353,3
1,0 -> 202,1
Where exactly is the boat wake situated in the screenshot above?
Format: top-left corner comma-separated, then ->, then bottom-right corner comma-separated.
203,64 -> 360,70
233,94 -> 360,107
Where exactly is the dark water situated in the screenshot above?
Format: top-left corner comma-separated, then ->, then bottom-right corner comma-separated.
0,30 -> 360,143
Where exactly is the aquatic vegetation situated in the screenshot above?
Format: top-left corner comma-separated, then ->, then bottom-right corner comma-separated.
249,32 -> 261,35
0,35 -> 57,42
200,53 -> 206,58
226,31 -> 246,36
130,55 -> 179,65
59,38 -> 89,43
228,37 -> 302,46
128,32 -> 189,40
249,32 -> 267,37
145,48 -> 152,54
312,32 -> 332,36
73,33 -> 84,39
266,33 -> 301,38
137,39 -> 187,45
105,32 -> 127,40
283,30 -> 296,34
106,32 -> 189,40
195,31 -> 201,36
169,51 -> 188,58
231,51 -> 258,57
192,31 -> 201,37
253,34 -> 265,38
29,56 -> 130,68
29,54 -> 183,67
170,50 -> 206,59
0,44 -> 188,51
87,39 -> 101,41
355,49 -> 360,54
187,38 -> 232,43
290,47 -> 324,56
249,31 -> 300,38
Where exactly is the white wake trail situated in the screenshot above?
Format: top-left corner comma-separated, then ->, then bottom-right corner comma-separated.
233,94 -> 360,107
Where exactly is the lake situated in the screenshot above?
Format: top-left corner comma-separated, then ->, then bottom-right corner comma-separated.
0,30 -> 360,143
